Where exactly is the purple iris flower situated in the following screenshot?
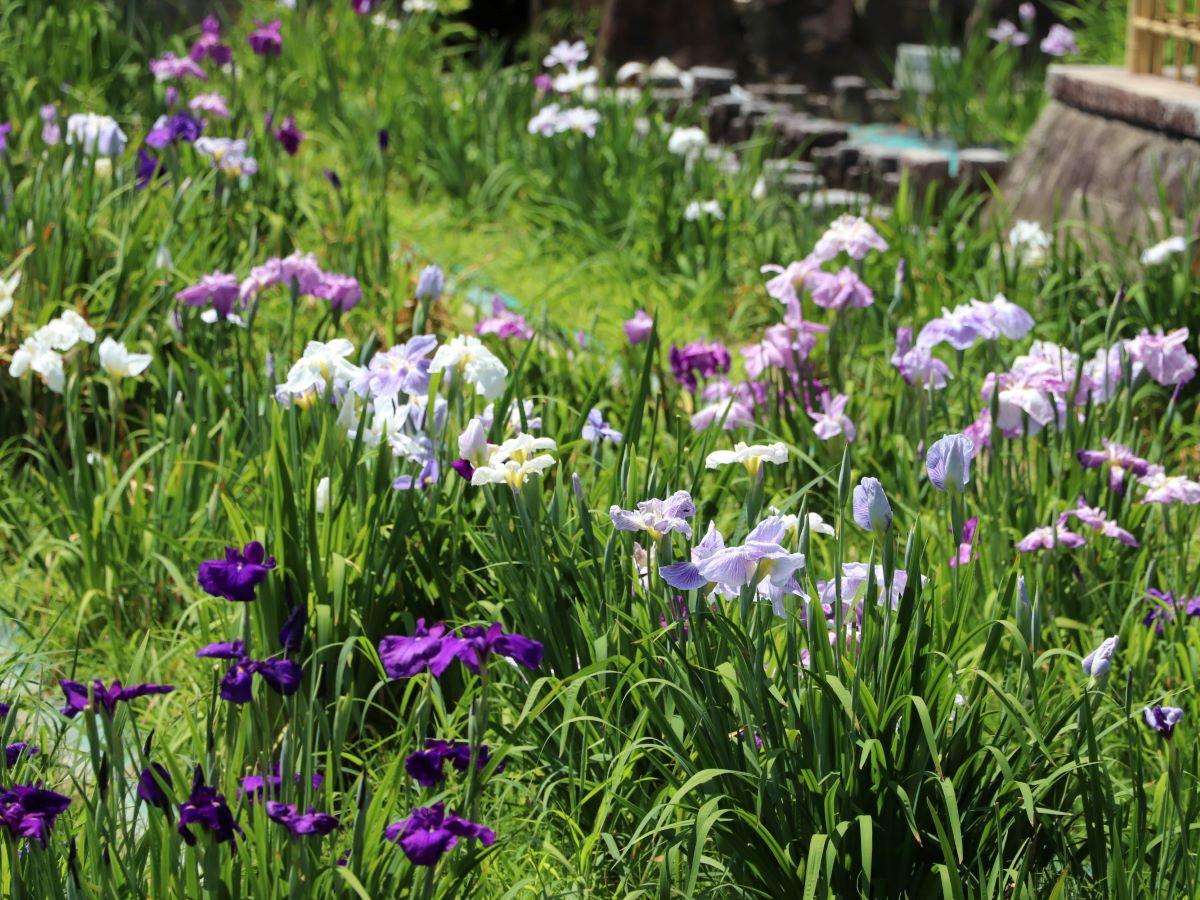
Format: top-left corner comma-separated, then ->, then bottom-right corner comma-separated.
198,541 -> 276,602
669,341 -> 731,391
405,740 -> 499,788
137,763 -> 173,809
273,115 -> 304,156
351,0 -> 378,13
416,265 -> 444,302
0,703 -> 9,717
149,52 -> 207,82
312,273 -> 361,311
154,112 -> 203,147
476,297 -> 534,341
1143,704 -> 1184,739
1015,525 -> 1085,553
218,657 -> 302,704
0,784 -> 70,846
190,16 -> 232,66
323,168 -> 342,190
609,491 -> 695,539
41,105 -> 60,145
450,458 -> 475,481
248,19 -> 283,56
384,803 -> 496,866
624,310 -> 653,345
1142,588 -> 1200,634
1040,23 -> 1078,56
378,129 -> 389,152
379,620 -> 464,679
582,408 -> 622,444
808,267 -> 874,311
280,605 -> 306,653
393,451 -> 440,492
0,122 -> 11,155
949,517 -> 978,568
135,149 -> 166,191
179,767 -> 242,849
266,801 -> 340,836
353,335 -> 439,400
456,624 -> 544,673
239,765 -> 324,804
176,272 -> 241,319
196,640 -> 245,659
59,679 -> 175,718
1075,440 -> 1151,495
4,743 -> 38,768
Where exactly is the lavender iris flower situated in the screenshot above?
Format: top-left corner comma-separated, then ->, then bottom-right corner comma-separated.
582,408 -> 622,444
692,517 -> 806,615
609,491 -> 695,539
59,679 -> 175,718
925,433 -> 974,491
814,562 -> 921,611
383,803 -> 496,866
1143,704 -> 1184,739
353,335 -> 438,400
1081,635 -> 1118,678
660,522 -> 727,591
266,802 -> 340,837
0,784 -> 70,846
197,541 -> 276,602
178,767 -> 242,848
415,265 -> 444,302
40,105 -> 60,145
852,477 -> 892,534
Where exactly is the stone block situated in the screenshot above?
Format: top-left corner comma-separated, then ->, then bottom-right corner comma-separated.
689,65 -> 738,98
958,147 -> 1009,187
706,94 -> 746,141
831,74 -> 869,123
866,88 -> 901,122
1047,64 -> 1200,139
774,116 -> 849,157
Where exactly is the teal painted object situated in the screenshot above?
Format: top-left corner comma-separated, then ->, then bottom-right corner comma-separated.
847,124 -> 961,176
